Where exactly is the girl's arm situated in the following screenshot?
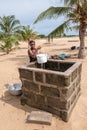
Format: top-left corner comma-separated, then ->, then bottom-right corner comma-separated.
28,49 -> 37,58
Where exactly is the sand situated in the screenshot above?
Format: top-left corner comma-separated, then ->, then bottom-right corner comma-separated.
0,37 -> 87,130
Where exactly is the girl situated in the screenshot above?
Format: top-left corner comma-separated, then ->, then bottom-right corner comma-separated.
28,40 -> 41,62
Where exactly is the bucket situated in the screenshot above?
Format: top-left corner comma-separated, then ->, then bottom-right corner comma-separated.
36,54 -> 47,64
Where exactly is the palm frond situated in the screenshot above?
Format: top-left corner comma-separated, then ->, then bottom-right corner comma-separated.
34,6 -> 72,23
64,0 -> 70,5
0,15 -> 20,36
69,25 -> 80,31
11,25 -> 22,33
67,12 -> 81,23
48,20 -> 70,37
18,25 -> 38,41
64,0 -> 83,6
10,20 -> 20,29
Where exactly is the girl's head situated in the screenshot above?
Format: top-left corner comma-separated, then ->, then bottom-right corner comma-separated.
29,40 -> 35,48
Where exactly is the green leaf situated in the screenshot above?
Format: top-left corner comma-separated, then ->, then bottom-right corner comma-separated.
34,6 -> 71,23
48,20 -> 70,37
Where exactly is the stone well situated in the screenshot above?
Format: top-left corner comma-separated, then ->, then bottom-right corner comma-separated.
18,59 -> 82,122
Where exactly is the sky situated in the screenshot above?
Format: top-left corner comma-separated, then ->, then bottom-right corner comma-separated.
0,0 -> 78,36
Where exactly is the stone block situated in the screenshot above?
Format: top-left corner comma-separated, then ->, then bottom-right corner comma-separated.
76,76 -> 81,87
46,73 -> 70,87
41,85 -> 60,98
76,85 -> 81,95
22,80 -> 39,93
47,97 -> 70,110
77,64 -> 82,74
64,76 -> 70,86
19,68 -> 33,81
35,72 -> 43,82
70,92 -> 76,105
60,111 -> 69,122
36,94 -> 45,106
26,111 -> 52,125
61,82 -> 75,99
45,73 -> 65,87
71,69 -> 77,82
23,90 -> 36,104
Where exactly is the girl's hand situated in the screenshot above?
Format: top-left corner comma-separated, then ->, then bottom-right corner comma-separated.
37,46 -> 41,50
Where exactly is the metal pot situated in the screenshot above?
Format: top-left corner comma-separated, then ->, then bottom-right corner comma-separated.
8,83 -> 22,96
36,54 -> 47,64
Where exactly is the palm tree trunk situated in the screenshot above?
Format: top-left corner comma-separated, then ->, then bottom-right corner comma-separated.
51,36 -> 53,43
6,49 -> 9,54
78,23 -> 86,58
48,36 -> 51,43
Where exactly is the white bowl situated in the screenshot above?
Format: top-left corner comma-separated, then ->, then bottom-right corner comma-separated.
8,83 -> 22,96
37,53 -> 47,64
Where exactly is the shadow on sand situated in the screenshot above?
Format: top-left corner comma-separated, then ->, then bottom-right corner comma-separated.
0,90 -> 38,114
0,89 -> 60,120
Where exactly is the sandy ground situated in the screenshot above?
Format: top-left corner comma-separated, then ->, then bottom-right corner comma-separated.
0,37 -> 87,130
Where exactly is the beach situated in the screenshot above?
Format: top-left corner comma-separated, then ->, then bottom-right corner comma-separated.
0,36 -> 87,130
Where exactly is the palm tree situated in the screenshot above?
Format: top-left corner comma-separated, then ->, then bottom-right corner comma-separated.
0,36 -> 18,54
34,0 -> 87,58
20,25 -> 38,41
0,15 -> 21,54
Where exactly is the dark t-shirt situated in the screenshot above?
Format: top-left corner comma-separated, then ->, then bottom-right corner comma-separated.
29,48 -> 37,62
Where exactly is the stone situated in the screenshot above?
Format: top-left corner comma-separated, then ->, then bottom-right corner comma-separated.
35,72 -> 43,82
41,85 -> 60,97
26,111 -> 52,125
71,69 -> 77,82
47,96 -> 70,110
36,94 -> 45,106
61,82 -> 75,99
22,80 -> 39,93
45,73 -> 65,87
19,68 -> 33,81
